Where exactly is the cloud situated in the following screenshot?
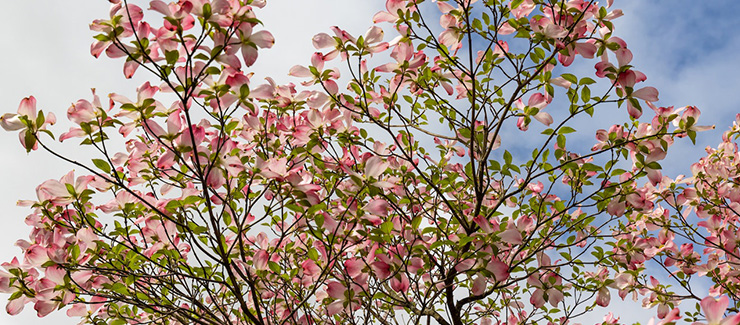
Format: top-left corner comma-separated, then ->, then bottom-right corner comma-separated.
613,1 -> 740,172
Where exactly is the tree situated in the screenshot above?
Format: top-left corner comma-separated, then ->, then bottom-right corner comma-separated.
622,114 -> 740,324
0,0 -> 736,324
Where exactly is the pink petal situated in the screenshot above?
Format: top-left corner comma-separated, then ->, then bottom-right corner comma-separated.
344,259 -> 363,278
250,30 -> 275,49
365,199 -> 390,216
595,61 -> 615,78
364,26 -> 384,44
67,100 -> 96,125
390,275 -> 409,293
616,48 -> 633,67
323,80 -> 339,95
136,81 -> 159,102
326,301 -> 343,316
500,228 -> 523,245
289,65 -> 312,78
123,60 -> 139,79
143,119 -> 166,137
438,30 -> 459,48
90,40 -> 108,58
632,87 -> 659,102
605,9 -> 624,20
148,0 -> 171,16
253,250 -> 268,270
109,93 -> 133,105
595,287 -> 611,307
548,288 -> 565,307
575,42 -> 597,59
627,100 -> 642,119
700,296 -> 728,324
157,150 -> 176,169
455,258 -> 476,272
34,300 -> 57,317
18,96 -> 37,118
241,45 -> 258,67
527,93 -> 549,108
71,271 -> 93,284
38,180 -> 70,200
6,297 -> 27,315
310,52 -> 325,71
607,200 -> 626,216
530,288 -> 546,308
45,265 -> 66,284
472,276 -> 486,295
364,156 -> 389,179
543,24 -> 568,39
386,0 -> 405,13
105,44 -> 127,58
66,304 -> 87,317
498,22 -> 515,35
618,70 -> 637,88
372,11 -> 397,23
550,77 -> 572,88
486,260 -> 510,282
374,62 -> 398,73
312,33 -> 335,50
249,84 -> 275,100
558,53 -> 575,67
302,259 -> 320,277
0,114 -> 24,131
533,112 -> 553,126
437,1 -> 455,13
326,281 -> 345,299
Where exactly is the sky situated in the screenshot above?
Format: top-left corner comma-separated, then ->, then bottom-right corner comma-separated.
0,1 -> 738,324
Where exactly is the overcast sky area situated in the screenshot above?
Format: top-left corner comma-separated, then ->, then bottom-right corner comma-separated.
0,1 -> 738,324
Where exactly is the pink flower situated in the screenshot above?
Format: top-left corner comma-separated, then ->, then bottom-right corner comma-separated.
1,97 -> 56,151
238,24 -> 274,67
373,0 -> 407,23
693,296 -> 740,325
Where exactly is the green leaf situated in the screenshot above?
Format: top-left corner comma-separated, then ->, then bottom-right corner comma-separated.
308,248 -> 319,261
36,111 -> 45,127
380,221 -> 393,234
581,86 -> 591,103
411,215 -> 422,229
286,203 -> 304,213
202,3 -> 212,19
561,73 -> 578,84
579,77 -> 596,85
23,130 -> 36,153
92,159 -> 112,173
687,129 -> 697,144
559,126 -> 576,134
557,135 -> 566,150
268,261 -> 281,273
165,50 -> 180,65
111,283 -> 129,295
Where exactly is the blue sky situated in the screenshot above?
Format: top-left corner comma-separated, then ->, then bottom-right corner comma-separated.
0,1 -> 738,324
616,1 -> 740,168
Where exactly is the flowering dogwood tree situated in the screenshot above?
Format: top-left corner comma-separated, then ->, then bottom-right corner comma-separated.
1,0 -> 736,324
619,115 -> 740,325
